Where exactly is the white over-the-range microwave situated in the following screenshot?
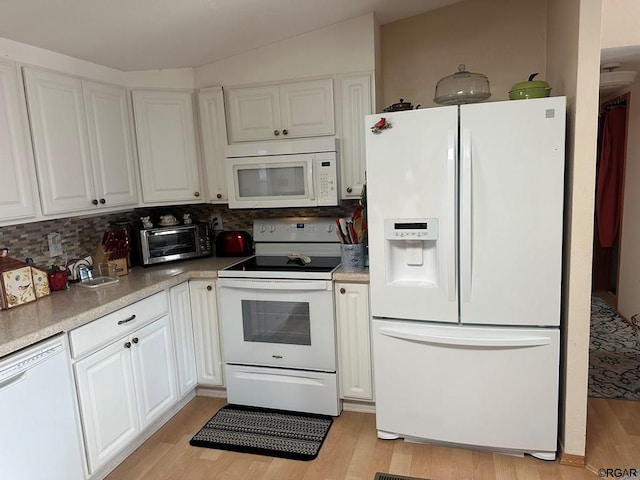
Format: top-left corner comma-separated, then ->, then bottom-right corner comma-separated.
225,137 -> 339,208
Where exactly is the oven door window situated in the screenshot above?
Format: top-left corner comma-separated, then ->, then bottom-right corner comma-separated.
241,299 -> 311,346
147,230 -> 196,258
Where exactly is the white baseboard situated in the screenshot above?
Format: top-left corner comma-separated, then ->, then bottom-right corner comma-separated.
342,399 -> 376,414
195,386 -> 227,398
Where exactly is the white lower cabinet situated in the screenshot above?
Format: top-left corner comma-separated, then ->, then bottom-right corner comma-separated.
70,292 -> 177,475
169,282 -> 198,397
189,280 -> 224,386
335,282 -> 373,400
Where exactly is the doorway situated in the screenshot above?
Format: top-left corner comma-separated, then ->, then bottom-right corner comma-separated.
591,93 -> 630,308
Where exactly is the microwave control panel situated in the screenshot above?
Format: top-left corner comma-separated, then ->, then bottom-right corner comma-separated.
315,153 -> 338,206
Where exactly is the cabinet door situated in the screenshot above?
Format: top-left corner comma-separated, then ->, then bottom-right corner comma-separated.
130,315 -> 178,429
83,81 -> 138,208
335,282 -> 372,400
339,74 -> 372,199
189,280 -> 224,386
279,78 -> 335,138
74,339 -> 139,474
0,60 -> 37,222
132,90 -> 201,203
23,67 -> 96,214
198,86 -> 228,203
169,282 -> 197,398
226,85 -> 280,142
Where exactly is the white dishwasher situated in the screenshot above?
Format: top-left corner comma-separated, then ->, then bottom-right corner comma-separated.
0,334 -> 86,480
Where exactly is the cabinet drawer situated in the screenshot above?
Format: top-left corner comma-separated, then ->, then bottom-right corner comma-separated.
69,291 -> 168,359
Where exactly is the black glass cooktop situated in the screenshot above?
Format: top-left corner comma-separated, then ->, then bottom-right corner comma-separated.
225,255 -> 341,273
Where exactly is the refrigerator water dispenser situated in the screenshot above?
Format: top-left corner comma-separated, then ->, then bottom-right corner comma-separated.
384,219 -> 439,285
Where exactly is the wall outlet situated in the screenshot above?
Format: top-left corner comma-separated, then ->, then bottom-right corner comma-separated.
211,212 -> 223,231
47,232 -> 63,257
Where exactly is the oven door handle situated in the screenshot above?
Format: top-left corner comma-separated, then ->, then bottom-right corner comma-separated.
218,278 -> 330,291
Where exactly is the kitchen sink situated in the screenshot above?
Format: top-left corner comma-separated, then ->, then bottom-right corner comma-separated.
76,276 -> 119,289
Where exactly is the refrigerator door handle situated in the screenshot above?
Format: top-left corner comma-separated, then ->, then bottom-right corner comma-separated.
461,128 -> 473,302
378,326 -> 552,348
447,130 -> 457,302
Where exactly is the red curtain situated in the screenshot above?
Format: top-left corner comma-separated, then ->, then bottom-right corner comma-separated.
595,106 -> 627,248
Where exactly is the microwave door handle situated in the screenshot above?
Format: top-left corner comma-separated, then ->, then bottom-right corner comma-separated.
308,161 -> 315,200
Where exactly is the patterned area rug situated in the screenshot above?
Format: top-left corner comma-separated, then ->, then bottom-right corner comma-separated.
589,295 -> 640,400
189,404 -> 333,461
374,474 -> 431,480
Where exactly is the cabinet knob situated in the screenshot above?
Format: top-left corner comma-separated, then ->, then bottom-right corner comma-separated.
99,198 -> 106,204
340,288 -> 346,294
346,187 -> 353,193
132,337 -> 139,344
273,130 -> 280,136
216,193 -> 222,199
282,129 -> 288,135
124,341 -> 132,349
91,199 -> 98,205
194,191 -> 200,197
207,285 -> 212,291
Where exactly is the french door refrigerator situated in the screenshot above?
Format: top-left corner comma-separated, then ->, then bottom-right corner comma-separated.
365,97 -> 565,460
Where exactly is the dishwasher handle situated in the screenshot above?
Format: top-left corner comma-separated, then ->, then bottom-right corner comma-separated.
0,372 -> 27,392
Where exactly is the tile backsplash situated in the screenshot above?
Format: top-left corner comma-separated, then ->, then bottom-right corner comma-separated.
0,201 -> 360,269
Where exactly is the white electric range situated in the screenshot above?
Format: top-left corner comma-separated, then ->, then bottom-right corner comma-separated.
218,217 -> 342,416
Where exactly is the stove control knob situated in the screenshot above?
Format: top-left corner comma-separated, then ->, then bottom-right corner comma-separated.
259,225 -> 267,233
326,224 -> 334,232
269,225 -> 276,232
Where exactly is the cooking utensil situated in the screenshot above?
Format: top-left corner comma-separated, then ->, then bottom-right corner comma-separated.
508,73 -> 552,100
434,64 -> 491,105
383,98 -> 421,112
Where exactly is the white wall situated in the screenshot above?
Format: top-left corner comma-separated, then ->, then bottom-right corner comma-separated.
380,0 -> 548,109
616,81 -> 640,320
601,0 -> 640,49
193,14 -> 377,88
547,0 -> 602,461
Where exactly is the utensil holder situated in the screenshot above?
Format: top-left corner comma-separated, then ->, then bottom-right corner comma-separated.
341,244 -> 364,272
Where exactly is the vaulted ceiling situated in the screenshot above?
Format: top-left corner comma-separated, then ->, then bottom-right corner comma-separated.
0,0 -> 461,71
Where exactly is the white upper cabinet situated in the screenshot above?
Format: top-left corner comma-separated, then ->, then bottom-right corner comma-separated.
0,60 -> 37,223
132,90 -> 202,204
226,78 -> 334,143
23,68 -> 138,215
83,81 -> 138,208
197,86 -> 229,203
338,73 -> 372,199
24,68 -> 95,214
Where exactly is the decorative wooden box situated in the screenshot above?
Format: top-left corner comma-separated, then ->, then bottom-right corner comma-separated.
31,266 -> 51,298
0,257 -> 36,310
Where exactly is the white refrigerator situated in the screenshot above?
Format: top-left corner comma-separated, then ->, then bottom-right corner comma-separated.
365,97 -> 565,460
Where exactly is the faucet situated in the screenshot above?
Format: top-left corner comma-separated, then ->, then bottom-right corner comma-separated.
77,264 -> 93,281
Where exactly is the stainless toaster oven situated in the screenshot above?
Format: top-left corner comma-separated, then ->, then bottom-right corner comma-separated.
134,222 -> 212,266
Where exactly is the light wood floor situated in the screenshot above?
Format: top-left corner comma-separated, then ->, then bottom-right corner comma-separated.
105,395 -> 640,480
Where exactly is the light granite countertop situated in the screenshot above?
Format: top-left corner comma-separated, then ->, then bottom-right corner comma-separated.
0,258 -> 369,359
